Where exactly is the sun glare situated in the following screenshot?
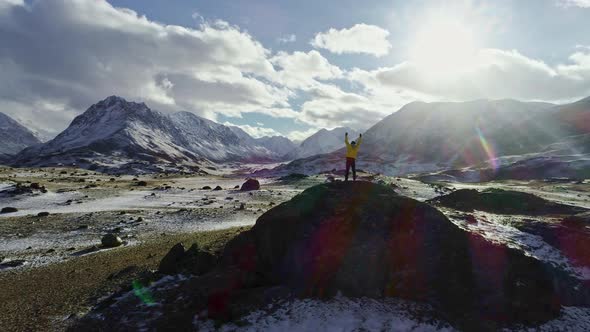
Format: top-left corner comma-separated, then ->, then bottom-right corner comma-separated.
408,15 -> 481,78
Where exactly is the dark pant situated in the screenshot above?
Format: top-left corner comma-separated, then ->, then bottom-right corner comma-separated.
345,157 -> 356,181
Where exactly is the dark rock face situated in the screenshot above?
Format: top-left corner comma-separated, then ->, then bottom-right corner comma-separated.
222,182 -> 560,329
159,243 -> 186,275
1,207 -> 18,214
430,188 -> 585,215
213,186 -> 223,191
240,178 -> 260,191
158,243 -> 217,276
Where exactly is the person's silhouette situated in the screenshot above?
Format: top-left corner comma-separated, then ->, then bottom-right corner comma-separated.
344,132 -> 362,181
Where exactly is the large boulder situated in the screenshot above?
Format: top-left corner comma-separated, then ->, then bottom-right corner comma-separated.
240,178 -> 260,191
222,181 -> 561,329
101,234 -> 123,248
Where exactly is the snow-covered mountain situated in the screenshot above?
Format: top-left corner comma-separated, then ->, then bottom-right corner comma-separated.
0,112 -> 41,159
259,98 -> 590,178
13,96 -> 293,172
291,127 -> 360,159
255,135 -> 298,158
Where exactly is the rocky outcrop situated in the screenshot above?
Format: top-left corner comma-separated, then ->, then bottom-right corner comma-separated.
72,182 -> 577,331
158,243 -> 216,276
429,188 -> 586,215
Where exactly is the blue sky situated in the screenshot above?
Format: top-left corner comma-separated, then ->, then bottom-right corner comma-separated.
2,0 -> 590,140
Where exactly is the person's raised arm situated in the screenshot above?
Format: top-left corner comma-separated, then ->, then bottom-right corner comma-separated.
345,132 -> 350,146
356,133 -> 362,147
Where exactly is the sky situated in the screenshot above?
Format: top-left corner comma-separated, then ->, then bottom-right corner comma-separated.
1,0 -> 590,140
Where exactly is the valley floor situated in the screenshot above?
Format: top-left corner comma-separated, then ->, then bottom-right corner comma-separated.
1,166 -> 590,331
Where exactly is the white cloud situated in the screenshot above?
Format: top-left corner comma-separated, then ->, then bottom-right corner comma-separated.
223,122 -> 281,138
349,48 -> 590,102
285,128 -> 319,142
0,0 -> 290,131
277,34 -> 296,44
558,0 -> 590,8
311,24 -> 392,57
271,50 -> 343,89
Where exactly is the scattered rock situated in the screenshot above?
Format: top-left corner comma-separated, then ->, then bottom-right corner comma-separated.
213,186 -> 223,191
1,207 -> 18,214
37,211 -> 50,217
201,186 -> 212,190
136,181 -> 148,187
238,203 -> 245,210
234,185 -> 240,189
101,234 -> 123,248
240,179 -> 260,191
0,260 -> 27,268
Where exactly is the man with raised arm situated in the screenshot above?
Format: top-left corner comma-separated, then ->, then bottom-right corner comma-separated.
344,132 -> 362,181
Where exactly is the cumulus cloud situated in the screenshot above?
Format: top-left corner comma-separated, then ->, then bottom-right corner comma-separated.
0,0 -> 290,134
271,50 -> 343,89
349,48 -> 590,102
311,24 -> 392,57
295,83 -> 417,130
2,0 -> 590,140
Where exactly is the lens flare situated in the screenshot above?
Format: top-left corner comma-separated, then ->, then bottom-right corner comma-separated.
133,280 -> 155,305
476,126 -> 499,171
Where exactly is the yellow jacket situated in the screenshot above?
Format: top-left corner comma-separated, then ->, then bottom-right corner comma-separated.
345,135 -> 362,159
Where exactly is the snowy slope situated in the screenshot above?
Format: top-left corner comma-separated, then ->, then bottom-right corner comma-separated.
170,112 -> 285,162
13,96 -> 292,171
262,98 -> 590,177
291,127 -> 360,159
0,112 -> 41,157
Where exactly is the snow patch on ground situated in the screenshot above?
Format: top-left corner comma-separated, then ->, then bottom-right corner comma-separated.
198,296 -> 456,332
445,211 -> 590,280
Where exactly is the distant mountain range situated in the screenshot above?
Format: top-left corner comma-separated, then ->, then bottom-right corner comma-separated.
11,96 -> 302,172
0,112 -> 41,160
261,97 -> 590,180
5,95 -> 590,179
3,96 -> 367,172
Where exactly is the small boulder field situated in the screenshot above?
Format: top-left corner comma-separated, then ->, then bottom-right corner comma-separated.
72,181 -> 585,331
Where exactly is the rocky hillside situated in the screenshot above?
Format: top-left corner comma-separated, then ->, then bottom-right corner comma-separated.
13,96 -> 292,172
70,181 -> 589,330
0,112 -> 41,159
263,98 -> 590,178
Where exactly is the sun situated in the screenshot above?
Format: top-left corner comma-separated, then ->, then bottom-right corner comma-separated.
408,15 -> 481,79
